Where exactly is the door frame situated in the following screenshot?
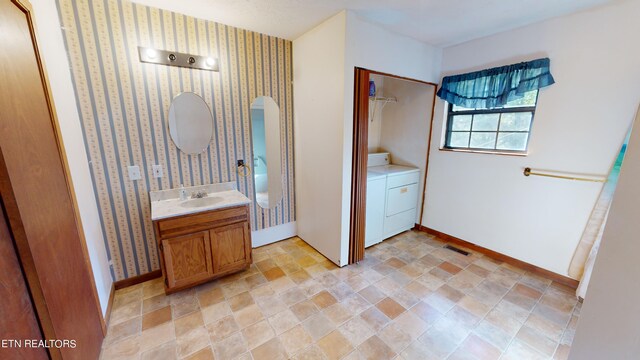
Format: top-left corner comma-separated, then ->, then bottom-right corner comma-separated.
348,68 -> 438,264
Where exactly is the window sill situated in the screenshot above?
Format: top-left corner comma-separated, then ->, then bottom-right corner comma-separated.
439,148 -> 528,157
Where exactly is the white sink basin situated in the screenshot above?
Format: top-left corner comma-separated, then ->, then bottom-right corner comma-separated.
180,196 -> 223,208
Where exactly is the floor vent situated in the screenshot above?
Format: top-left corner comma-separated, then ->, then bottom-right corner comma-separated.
444,245 -> 470,256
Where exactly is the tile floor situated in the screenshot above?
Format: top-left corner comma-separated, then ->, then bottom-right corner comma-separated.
101,230 -> 581,360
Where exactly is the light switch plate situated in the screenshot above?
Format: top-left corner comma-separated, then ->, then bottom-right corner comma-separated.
128,165 -> 141,180
152,164 -> 163,178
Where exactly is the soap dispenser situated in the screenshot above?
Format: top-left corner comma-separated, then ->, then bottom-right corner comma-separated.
179,184 -> 187,200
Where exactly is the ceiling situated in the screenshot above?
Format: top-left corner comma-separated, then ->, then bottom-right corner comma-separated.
131,0 -> 621,47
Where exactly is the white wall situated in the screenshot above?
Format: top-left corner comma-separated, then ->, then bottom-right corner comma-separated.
423,0 -> 640,277
293,12 -> 347,264
568,107 -> 640,360
31,0 -> 113,315
380,77 -> 435,223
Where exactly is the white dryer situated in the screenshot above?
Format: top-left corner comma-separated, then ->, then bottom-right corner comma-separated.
365,153 -> 420,247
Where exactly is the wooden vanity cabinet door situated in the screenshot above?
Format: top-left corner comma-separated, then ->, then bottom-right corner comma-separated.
162,230 -> 214,289
210,221 -> 252,274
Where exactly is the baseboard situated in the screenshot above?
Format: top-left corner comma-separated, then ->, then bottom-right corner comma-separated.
102,283 -> 115,334
414,224 -> 579,289
252,221 -> 297,248
113,269 -> 162,290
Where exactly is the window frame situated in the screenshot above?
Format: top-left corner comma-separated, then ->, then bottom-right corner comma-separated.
443,92 -> 539,155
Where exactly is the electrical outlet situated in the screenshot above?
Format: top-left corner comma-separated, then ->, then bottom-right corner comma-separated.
127,165 -> 141,180
152,164 -> 163,178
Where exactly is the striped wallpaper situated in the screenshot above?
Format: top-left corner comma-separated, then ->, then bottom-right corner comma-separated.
56,0 -> 295,281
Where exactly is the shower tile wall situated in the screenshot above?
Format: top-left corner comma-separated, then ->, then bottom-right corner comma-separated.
57,0 -> 295,280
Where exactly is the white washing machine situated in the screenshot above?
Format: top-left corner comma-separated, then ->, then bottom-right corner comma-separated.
365,168 -> 387,248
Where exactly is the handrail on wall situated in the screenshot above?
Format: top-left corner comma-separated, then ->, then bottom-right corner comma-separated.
523,167 -> 607,183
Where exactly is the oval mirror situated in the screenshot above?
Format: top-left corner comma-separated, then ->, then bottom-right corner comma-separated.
168,92 -> 213,154
250,96 -> 283,209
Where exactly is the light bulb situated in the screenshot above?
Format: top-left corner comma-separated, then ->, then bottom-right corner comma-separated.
145,48 -> 157,59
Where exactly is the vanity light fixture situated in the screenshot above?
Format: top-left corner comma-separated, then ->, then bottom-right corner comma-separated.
138,46 -> 219,72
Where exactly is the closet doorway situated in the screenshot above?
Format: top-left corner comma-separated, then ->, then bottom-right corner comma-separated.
348,68 -> 437,264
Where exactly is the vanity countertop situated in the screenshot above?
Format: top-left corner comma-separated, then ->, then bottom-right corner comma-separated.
150,182 -> 251,221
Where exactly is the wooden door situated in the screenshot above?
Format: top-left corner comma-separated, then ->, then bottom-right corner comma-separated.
0,1 -> 104,359
210,222 -> 251,273
0,198 -> 48,360
162,231 -> 214,289
349,68 -> 371,264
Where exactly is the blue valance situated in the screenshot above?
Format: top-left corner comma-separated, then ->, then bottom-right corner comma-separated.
436,58 -> 555,109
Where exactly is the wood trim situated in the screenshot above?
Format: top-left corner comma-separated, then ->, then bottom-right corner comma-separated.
348,68 -> 370,264
415,225 -> 579,289
418,87 -> 438,225
103,283 -> 115,331
12,0 -> 106,332
113,270 -> 162,290
368,69 -> 438,87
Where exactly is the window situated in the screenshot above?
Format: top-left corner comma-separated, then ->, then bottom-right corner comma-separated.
444,90 -> 538,153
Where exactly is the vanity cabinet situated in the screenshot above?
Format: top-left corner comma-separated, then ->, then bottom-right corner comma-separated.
153,204 -> 252,293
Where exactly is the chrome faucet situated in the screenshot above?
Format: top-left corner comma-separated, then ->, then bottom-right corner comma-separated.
191,190 -> 208,199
